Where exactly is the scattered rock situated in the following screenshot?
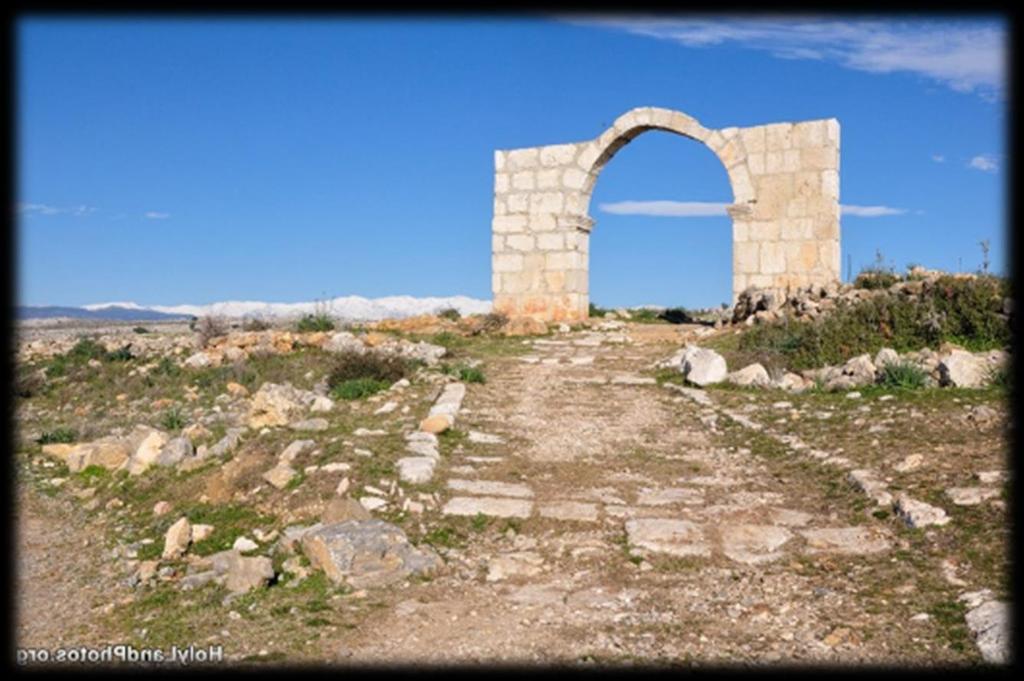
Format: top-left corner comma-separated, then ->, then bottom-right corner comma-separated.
964,599 -> 1009,664
288,418 -> 329,432
300,519 -> 442,588
162,517 -> 192,560
625,518 -> 710,558
945,487 -> 1000,506
321,497 -> 372,524
894,494 -> 950,528
263,464 -> 298,490
681,347 -> 728,387
726,363 -> 771,388
938,350 -> 989,388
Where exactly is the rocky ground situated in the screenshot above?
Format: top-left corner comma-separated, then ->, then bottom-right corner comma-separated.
13,317 -> 1010,668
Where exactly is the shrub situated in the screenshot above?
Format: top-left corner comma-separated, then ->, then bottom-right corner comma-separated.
160,407 -> 186,431
37,427 -> 77,444
327,350 -> 409,400
15,370 -> 46,399
878,361 -> 928,390
589,302 -> 611,318
242,316 -> 272,332
739,275 -> 1010,370
296,313 -> 335,333
478,312 -> 508,335
331,378 -> 390,400
106,344 -> 135,362
854,270 -> 901,290
133,326 -> 149,334
154,356 -> 182,377
45,354 -> 68,378
68,337 -> 107,362
659,307 -> 696,324
444,363 -> 485,384
195,316 -> 229,348
437,307 -> 461,321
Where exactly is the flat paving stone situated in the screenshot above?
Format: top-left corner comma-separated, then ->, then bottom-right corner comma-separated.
538,501 -> 600,522
447,479 -> 534,498
467,431 -> 505,444
441,496 -> 533,519
636,487 -> 704,506
625,518 -> 711,558
800,526 -> 891,555
719,524 -> 794,565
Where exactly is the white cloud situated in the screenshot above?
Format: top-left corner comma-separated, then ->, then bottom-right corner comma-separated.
566,17 -> 1005,98
840,204 -> 907,217
600,200 -> 907,218
18,203 -> 95,216
968,154 -> 998,172
599,200 -> 730,216
931,154 -> 945,163
144,211 -> 171,219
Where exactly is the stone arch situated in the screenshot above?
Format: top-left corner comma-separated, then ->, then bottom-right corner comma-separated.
491,106 -> 841,322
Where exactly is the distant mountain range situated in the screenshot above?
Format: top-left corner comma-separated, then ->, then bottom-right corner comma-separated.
18,295 -> 493,322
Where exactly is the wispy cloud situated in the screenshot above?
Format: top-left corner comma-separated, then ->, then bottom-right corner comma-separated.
144,211 -> 171,219
968,154 -> 998,172
599,200 -> 730,217
931,154 -> 946,163
600,200 -> 907,218
17,203 -> 95,217
567,17 -> 1005,98
840,204 -> 907,217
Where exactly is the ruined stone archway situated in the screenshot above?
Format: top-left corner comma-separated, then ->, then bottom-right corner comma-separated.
491,106 -> 841,321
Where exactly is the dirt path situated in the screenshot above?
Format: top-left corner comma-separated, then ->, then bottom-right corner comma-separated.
333,325 -> 963,665
16,485 -> 123,653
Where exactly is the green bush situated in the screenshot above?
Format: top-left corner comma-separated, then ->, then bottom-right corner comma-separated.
133,326 -> 149,334
589,302 -> 611,318
15,370 -> 46,399
45,354 -> 69,378
154,356 -> 182,377
326,350 -> 409,400
739,275 -> 1009,370
331,378 -> 390,400
106,344 -> 135,362
242,317 -> 272,332
68,338 -> 108,362
854,269 -> 901,290
477,312 -> 508,334
37,427 -> 77,444
877,361 -> 928,389
444,363 -> 485,384
160,407 -> 186,431
437,307 -> 461,321
296,313 -> 335,333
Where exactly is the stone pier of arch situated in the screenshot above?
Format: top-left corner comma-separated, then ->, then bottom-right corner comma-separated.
491,107 -> 841,322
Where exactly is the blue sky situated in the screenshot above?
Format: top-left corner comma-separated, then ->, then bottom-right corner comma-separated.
17,16 -> 1006,308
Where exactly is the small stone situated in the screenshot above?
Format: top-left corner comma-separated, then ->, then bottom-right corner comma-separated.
153,501 -> 172,516
232,537 -> 259,552
894,494 -> 950,528
162,517 -> 192,560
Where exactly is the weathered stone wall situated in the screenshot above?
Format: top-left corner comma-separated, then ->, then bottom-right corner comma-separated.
491,106 -> 841,322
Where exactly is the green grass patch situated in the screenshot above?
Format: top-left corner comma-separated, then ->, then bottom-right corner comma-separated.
331,378 -> 389,400
296,313 -> 335,332
36,427 -> 77,444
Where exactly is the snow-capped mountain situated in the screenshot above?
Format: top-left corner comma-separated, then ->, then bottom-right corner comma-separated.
66,294 -> 492,321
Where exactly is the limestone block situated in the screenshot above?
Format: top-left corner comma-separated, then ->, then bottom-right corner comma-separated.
780,218 -> 813,240
727,164 -> 754,202
792,120 -> 826,148
633,107 -> 654,125
813,218 -> 838,240
563,230 -> 589,251
506,234 -> 535,252
748,153 -> 766,175
563,192 -> 587,215
512,171 -> 535,191
576,143 -> 600,171
507,193 -> 529,213
506,147 -> 539,171
819,240 -> 840,274
734,242 -> 760,273
494,150 -> 507,172
793,171 -> 821,199
537,232 -> 564,250
668,111 -> 710,140
759,242 -> 786,274
544,270 -> 566,292
529,192 -> 565,214
493,215 -> 528,234
536,168 -> 559,189
704,130 -> 725,152
786,197 -> 808,218
492,272 -> 501,293
613,110 -> 640,132
530,214 -> 558,232
494,173 -> 510,193
766,151 -> 784,174
740,126 -> 767,153
561,167 -> 588,191
821,170 -> 839,200
825,119 -> 840,147
783,149 -> 801,172
494,253 -> 524,273
801,146 -> 839,171
492,235 -> 505,252
784,241 -> 819,271
493,196 -> 506,215
539,143 -> 578,167
748,221 -> 780,241
764,123 -> 794,150
651,108 -> 673,127
716,138 -> 745,168
545,251 -> 584,271
732,221 -> 749,242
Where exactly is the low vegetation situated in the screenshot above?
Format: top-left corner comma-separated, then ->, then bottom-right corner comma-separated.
296,313 -> 335,333
327,350 -> 409,400
739,274 -> 1009,370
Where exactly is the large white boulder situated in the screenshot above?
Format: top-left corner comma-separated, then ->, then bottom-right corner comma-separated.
681,347 -> 727,387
